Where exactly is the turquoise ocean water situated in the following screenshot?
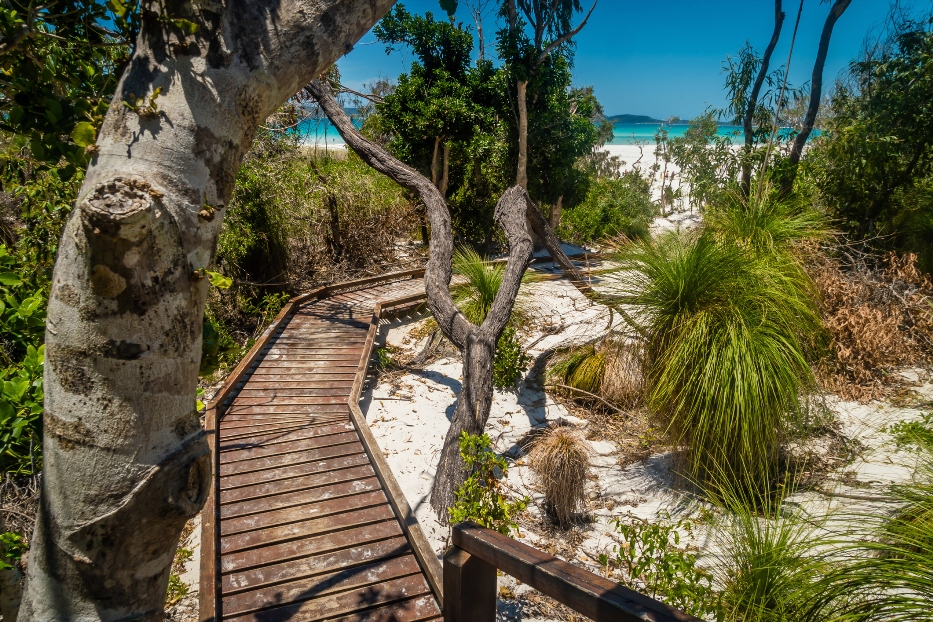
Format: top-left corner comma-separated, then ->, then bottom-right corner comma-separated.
298,119 -> 805,146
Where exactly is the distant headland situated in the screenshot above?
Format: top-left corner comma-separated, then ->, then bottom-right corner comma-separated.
607,114 -> 665,124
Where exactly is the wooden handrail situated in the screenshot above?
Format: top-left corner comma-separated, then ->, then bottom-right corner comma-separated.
445,522 -> 704,622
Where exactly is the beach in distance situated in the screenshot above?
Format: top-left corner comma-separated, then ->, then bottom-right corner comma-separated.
298,117 -> 748,147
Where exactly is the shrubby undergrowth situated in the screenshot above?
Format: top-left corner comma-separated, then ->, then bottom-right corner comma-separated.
557,172 -> 655,244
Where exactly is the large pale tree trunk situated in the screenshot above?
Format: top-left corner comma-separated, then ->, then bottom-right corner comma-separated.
741,0 -> 785,197
20,1 -> 395,619
783,0 -> 852,193
307,80 -> 534,519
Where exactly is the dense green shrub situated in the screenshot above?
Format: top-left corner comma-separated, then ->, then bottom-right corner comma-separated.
0,246 -> 48,474
208,130 -> 416,373
806,19 -> 933,264
492,325 -> 531,388
557,173 -> 655,244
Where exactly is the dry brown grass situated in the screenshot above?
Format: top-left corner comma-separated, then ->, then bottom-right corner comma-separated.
528,426 -> 591,529
807,245 -> 933,401
601,340 -> 645,407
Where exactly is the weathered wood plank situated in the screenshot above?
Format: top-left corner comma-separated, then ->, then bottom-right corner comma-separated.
221,464 -> 376,514
219,422 -> 354,452
219,447 -> 368,490
223,548 -> 418,614
220,497 -> 392,554
220,478 -> 383,532
223,574 -> 434,622
220,510 -> 399,574
219,441 -> 364,478
224,403 -> 352,415
220,427 -> 356,462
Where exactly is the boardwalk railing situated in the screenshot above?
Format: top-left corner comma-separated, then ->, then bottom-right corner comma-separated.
444,522 -> 704,622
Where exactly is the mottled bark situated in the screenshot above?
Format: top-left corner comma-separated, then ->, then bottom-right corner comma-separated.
441,143 -> 450,197
307,80 -> 534,519
20,1 -> 395,619
783,0 -> 852,193
432,136 -> 442,189
741,0 -> 785,197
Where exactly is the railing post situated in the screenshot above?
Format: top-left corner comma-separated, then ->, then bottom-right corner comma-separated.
443,546 -> 496,622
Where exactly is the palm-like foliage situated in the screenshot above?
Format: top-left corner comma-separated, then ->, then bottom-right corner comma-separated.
449,246 -> 535,324
705,186 -> 827,254
607,231 -> 820,489
450,246 -> 506,324
710,481 -> 832,622
808,456 -> 933,621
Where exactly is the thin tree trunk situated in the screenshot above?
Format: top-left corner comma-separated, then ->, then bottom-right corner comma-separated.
525,197 -> 591,295
308,159 -> 342,260
440,143 -> 450,197
327,194 -> 342,260
20,1 -> 395,618
741,0 -> 785,197
431,136 -> 442,188
784,0 -> 852,192
306,80 -> 534,520
549,195 -> 563,232
516,80 -> 529,189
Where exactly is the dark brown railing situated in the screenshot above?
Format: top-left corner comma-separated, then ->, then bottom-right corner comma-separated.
444,522 -> 704,622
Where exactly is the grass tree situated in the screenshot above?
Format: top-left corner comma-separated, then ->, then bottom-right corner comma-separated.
607,229 -> 820,492
20,1 -> 397,618
308,79 -> 535,518
809,454 -> 933,620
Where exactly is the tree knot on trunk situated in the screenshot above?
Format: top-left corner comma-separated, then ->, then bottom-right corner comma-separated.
36,432 -> 210,606
80,178 -> 162,240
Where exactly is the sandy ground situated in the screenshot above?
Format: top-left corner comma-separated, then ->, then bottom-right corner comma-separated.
170,200 -> 926,619
360,258 -> 931,620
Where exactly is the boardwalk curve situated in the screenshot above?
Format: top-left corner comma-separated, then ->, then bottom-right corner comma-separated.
199,270 -> 442,622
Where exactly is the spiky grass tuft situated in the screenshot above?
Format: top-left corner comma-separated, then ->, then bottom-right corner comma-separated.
450,246 -> 506,324
710,479 -> 832,622
607,231 -> 821,491
706,185 -> 827,255
548,339 -> 643,408
528,426 -> 591,529
808,456 -> 933,621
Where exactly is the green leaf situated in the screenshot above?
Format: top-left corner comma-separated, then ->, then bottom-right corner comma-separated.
28,140 -> 46,161
71,121 -> 97,148
172,18 -> 199,34
0,272 -> 22,286
438,0 -> 457,16
205,270 -> 232,289
8,107 -> 24,126
107,0 -> 128,17
58,164 -> 77,182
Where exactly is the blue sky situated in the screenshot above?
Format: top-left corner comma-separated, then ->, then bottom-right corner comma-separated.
337,0 -> 908,118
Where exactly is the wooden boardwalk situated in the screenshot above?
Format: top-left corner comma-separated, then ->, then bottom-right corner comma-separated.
199,271 -> 443,622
